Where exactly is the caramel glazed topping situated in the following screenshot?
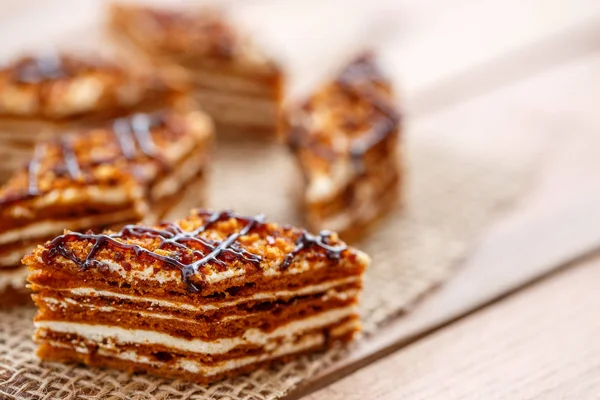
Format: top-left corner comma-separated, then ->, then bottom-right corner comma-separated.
0,112 -> 167,207
290,55 -> 401,175
42,210 -> 348,292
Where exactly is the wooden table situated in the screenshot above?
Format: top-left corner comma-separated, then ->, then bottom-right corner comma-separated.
2,1 -> 600,398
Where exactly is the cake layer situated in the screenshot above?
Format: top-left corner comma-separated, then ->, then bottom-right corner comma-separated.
33,275 -> 359,313
28,252 -> 365,301
34,305 -> 356,356
0,208 -> 139,249
308,167 -> 401,238
36,318 -> 357,383
0,190 -> 140,234
34,288 -> 359,340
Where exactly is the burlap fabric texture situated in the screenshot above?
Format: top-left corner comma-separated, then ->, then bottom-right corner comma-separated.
0,133 -> 530,399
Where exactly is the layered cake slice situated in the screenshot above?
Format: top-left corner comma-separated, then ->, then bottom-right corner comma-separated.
109,3 -> 283,138
0,52 -> 178,181
285,54 -> 402,241
26,210 -> 368,383
0,108 -> 212,303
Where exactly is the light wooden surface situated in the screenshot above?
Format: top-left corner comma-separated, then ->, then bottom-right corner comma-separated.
289,49 -> 600,399
306,255 -> 600,400
0,1 -> 599,399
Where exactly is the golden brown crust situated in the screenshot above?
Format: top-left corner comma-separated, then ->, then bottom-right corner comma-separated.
25,209 -> 368,295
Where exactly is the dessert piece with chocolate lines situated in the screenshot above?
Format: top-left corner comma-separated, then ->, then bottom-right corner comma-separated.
0,107 -> 213,305
108,3 -> 283,138
284,53 -> 402,241
26,209 -> 369,383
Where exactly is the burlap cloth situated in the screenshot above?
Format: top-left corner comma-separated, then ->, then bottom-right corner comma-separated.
0,133 -> 531,399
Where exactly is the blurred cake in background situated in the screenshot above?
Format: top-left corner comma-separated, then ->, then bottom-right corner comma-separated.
0,106 -> 213,305
108,3 -> 283,138
284,53 -> 401,241
0,52 -> 179,182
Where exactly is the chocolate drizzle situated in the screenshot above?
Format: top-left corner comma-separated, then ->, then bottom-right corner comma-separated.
281,230 -> 347,270
15,54 -> 65,83
42,210 -> 348,292
290,54 -> 399,176
113,113 -> 163,161
337,55 -> 400,175
59,137 -> 81,179
26,144 -> 47,197
0,112 -> 167,207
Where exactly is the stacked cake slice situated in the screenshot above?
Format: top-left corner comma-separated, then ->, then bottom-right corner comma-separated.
0,52 -> 177,181
285,54 -> 402,241
0,108 -> 213,303
26,210 -> 368,383
109,3 -> 283,138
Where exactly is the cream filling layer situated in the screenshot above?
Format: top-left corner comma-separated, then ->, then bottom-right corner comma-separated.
0,267 -> 29,290
40,289 -> 360,324
0,207 -> 139,246
43,319 -> 358,377
43,276 -> 359,312
35,305 -> 356,355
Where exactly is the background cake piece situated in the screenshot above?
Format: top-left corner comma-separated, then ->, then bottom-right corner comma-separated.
285,53 -> 402,241
108,3 -> 283,138
26,209 -> 369,384
0,107 -> 213,304
0,52 -> 180,182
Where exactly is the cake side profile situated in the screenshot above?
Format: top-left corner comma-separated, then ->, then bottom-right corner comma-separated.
108,4 -> 283,138
0,52 -> 180,181
285,54 -> 401,241
0,108 -> 213,303
26,210 -> 368,383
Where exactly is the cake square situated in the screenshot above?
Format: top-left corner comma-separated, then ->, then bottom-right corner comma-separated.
0,107 -> 213,303
0,52 -> 178,182
285,54 -> 402,241
109,3 -> 283,138
25,210 -> 368,384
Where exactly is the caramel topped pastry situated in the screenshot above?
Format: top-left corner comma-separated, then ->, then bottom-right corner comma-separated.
0,108 -> 213,304
0,52 -> 180,183
285,54 -> 402,241
0,52 -> 173,120
26,209 -> 368,383
109,3 -> 283,138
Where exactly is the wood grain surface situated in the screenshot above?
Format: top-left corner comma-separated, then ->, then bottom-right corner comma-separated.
287,49 -> 600,399
305,255 -> 600,400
